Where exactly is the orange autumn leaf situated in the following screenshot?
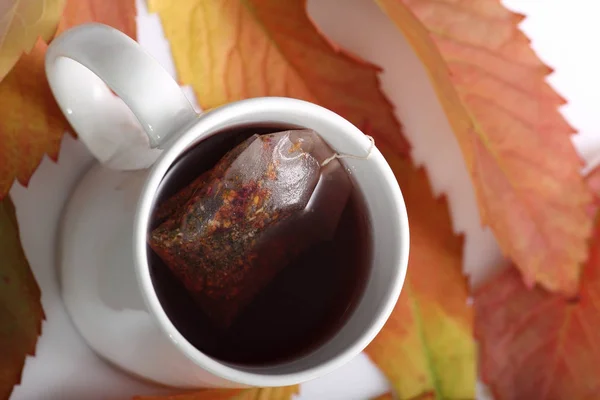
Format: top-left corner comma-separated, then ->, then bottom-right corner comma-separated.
365,153 -> 475,400
372,393 -> 395,400
474,217 -> 600,399
148,0 -> 409,156
0,39 -> 65,196
0,197 -> 44,399
0,0 -> 136,197
56,0 -> 136,37
133,385 -> 299,400
375,0 -> 592,295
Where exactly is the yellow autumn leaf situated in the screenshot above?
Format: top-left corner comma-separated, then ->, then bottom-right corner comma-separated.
148,0 -> 409,156
0,0 -> 65,81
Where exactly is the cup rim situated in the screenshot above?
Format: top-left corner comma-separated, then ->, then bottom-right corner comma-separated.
133,97 -> 409,387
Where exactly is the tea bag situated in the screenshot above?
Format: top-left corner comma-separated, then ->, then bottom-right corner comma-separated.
149,129 -> 352,328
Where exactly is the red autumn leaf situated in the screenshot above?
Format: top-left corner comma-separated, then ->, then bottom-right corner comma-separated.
0,0 -> 137,198
375,0 -> 592,295
148,0 -> 409,157
133,386 -> 299,400
474,216 -> 600,399
365,153 -> 475,400
0,197 -> 44,399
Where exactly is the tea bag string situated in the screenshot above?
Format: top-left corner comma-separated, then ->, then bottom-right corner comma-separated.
321,135 -> 375,167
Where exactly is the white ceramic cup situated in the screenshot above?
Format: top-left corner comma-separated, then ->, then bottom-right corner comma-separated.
45,23 -> 410,389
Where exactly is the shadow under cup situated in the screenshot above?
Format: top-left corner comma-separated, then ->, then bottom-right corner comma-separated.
133,101 -> 407,385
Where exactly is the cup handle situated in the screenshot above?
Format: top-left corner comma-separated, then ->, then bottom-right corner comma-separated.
45,23 -> 198,169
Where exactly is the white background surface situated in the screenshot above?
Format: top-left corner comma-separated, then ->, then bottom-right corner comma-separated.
9,1 -> 600,399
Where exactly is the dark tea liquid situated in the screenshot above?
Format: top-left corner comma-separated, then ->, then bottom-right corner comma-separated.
148,126 -> 372,365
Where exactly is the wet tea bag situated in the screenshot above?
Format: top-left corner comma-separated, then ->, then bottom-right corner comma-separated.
149,129 -> 352,328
